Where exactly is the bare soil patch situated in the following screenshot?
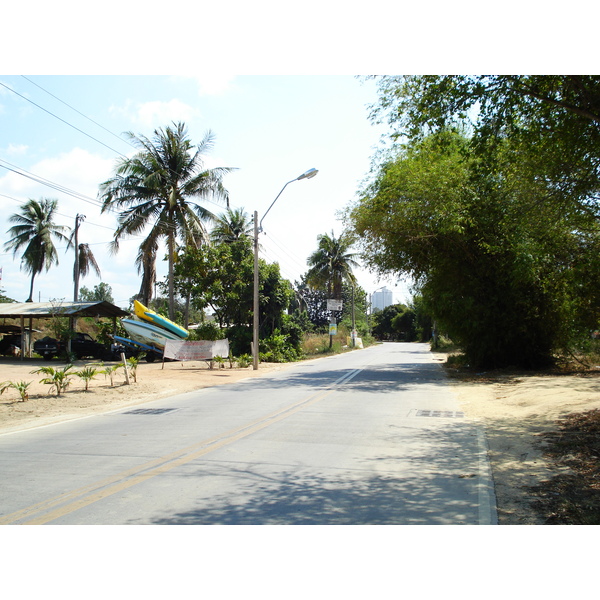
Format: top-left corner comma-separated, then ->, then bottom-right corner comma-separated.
0,357 -> 292,435
439,355 -> 600,524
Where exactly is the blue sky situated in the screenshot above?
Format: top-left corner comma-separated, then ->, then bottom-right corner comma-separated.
0,4 -> 590,310
0,74 -> 411,308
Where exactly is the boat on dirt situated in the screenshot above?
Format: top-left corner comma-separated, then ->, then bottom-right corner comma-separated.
121,318 -> 183,350
133,300 -> 188,339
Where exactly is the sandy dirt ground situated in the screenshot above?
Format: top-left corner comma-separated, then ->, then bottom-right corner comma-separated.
2,352 -> 599,524
0,358 -> 292,435
434,354 -> 600,524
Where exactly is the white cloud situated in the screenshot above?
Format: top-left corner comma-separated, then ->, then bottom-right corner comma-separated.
192,75 -> 236,96
166,75 -> 237,96
32,148 -> 115,201
110,99 -> 198,129
4,143 -> 28,155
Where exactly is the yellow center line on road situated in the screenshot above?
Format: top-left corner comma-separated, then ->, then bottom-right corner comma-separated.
2,367 -> 365,525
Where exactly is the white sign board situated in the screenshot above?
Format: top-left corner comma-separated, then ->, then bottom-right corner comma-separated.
327,299 -> 343,311
163,339 -> 229,361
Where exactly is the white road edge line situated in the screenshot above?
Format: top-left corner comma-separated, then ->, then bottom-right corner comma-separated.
477,427 -> 499,525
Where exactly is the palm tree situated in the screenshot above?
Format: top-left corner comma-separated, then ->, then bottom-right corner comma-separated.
210,207 -> 253,244
306,231 -> 360,347
3,198 -> 71,302
68,213 -> 101,301
99,121 -> 233,318
306,230 -> 359,298
75,243 -> 101,280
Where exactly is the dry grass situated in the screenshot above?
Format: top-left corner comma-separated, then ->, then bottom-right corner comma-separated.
301,332 -> 349,356
529,409 -> 600,524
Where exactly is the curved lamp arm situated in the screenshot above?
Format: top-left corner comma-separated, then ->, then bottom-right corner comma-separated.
259,168 -> 318,232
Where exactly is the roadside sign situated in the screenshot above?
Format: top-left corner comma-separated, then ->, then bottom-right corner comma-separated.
329,323 -> 337,335
327,299 -> 343,311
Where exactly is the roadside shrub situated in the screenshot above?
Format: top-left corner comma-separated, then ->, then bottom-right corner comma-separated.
259,332 -> 302,363
75,366 -> 100,391
236,354 -> 252,369
226,325 -> 253,356
302,332 -> 348,356
100,362 -> 123,387
126,356 -> 140,382
31,365 -> 74,397
0,380 -> 33,402
189,322 -> 225,341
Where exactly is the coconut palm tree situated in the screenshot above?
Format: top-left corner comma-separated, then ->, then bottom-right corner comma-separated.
99,121 -> 233,318
68,213 -> 101,301
306,230 -> 359,299
210,207 -> 253,245
306,231 -> 360,348
3,198 -> 71,302
75,243 -> 101,280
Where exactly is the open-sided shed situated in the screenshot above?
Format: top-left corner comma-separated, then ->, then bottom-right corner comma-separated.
0,301 -> 130,359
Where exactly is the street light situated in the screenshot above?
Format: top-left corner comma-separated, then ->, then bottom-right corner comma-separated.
253,168 -> 319,370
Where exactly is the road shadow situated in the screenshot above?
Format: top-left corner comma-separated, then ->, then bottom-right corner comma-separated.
143,421 -> 487,525
145,470 -> 482,525
217,361 -> 450,397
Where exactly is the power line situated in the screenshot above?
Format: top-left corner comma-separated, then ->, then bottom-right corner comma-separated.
0,159 -> 106,209
263,231 -> 308,271
20,75 -> 137,153
3,78 -> 237,219
0,81 -> 130,159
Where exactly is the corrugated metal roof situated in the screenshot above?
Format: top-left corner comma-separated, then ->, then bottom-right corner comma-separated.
0,301 -> 129,319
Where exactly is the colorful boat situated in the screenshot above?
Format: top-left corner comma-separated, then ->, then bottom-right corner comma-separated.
121,318 -> 183,350
133,300 -> 189,339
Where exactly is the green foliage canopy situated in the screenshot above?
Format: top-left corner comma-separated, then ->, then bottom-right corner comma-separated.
173,239 -> 295,356
348,128 -> 600,368
79,282 -> 115,304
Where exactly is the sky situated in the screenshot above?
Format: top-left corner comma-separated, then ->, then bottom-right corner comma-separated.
0,74 -> 414,309
1,3 -> 592,312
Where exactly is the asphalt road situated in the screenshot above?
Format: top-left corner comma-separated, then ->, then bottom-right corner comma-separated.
0,342 -> 497,525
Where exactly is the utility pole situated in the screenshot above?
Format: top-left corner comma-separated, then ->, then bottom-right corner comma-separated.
351,284 -> 356,347
253,210 -> 259,370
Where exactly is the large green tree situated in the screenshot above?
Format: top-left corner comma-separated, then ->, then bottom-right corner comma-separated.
173,240 -> 294,355
3,198 -> 71,302
348,129 -> 600,368
99,121 -> 233,319
369,75 -> 600,213
79,282 -> 114,304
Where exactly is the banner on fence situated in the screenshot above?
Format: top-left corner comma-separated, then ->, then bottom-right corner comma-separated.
163,339 -> 229,361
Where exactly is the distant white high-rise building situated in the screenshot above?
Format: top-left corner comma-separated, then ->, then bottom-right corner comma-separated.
371,287 -> 394,312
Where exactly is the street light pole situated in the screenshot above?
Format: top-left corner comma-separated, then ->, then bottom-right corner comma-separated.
252,168 -> 318,370
253,209 -> 260,370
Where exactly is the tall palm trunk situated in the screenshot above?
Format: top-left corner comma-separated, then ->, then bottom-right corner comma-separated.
168,232 -> 176,320
27,272 -> 36,303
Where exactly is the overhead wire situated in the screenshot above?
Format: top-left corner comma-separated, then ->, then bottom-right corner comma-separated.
2,77 -> 236,219
257,242 -> 303,284
262,230 -> 308,271
20,75 -> 139,154
0,76 -> 248,303
0,80 -> 132,160
0,159 -> 106,210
